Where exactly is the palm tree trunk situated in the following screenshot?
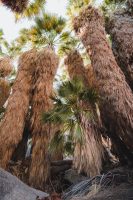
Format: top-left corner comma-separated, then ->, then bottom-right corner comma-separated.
73,6 -> 133,162
0,50 -> 37,168
65,50 -> 104,176
106,12 -> 133,91
29,48 -> 59,189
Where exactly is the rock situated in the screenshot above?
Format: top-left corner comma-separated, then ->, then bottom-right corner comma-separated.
0,168 -> 49,200
64,169 -> 87,185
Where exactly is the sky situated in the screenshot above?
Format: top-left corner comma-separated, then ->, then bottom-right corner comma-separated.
0,0 -> 67,42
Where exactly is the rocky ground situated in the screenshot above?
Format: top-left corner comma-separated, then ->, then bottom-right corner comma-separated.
3,159 -> 133,200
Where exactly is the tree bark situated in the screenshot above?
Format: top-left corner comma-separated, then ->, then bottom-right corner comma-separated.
73,6 -> 133,163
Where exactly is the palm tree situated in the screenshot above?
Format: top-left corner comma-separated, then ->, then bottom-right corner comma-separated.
0,49 -> 37,168
43,77 -> 104,177
73,6 -> 133,163
29,48 -> 59,189
16,13 -> 66,188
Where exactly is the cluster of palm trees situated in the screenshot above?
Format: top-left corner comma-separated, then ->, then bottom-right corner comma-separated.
0,0 -> 133,190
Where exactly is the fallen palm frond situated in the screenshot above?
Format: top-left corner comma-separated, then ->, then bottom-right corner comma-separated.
0,78 -> 10,108
0,57 -> 13,78
29,48 -> 59,189
63,168 -> 133,200
0,49 -> 37,168
1,0 -> 29,13
73,6 -> 133,162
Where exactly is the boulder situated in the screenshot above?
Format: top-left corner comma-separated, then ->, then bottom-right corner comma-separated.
0,168 -> 48,200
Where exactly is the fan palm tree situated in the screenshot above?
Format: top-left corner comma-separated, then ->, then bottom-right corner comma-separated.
73,6 -> 133,163
43,77 -> 104,177
0,49 -> 37,168
29,48 -> 59,189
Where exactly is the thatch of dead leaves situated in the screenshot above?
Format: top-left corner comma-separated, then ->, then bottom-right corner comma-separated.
29,48 -> 59,189
65,50 -> 104,177
106,13 -> 133,91
0,78 -> 10,107
64,50 -> 97,88
1,0 -> 28,13
74,113 -> 104,177
0,57 -> 13,78
73,6 -> 133,156
0,49 -> 37,168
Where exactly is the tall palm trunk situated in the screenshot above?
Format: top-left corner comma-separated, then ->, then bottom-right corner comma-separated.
106,12 -> 133,91
29,48 -> 59,189
65,50 -> 104,176
0,50 -> 37,168
73,6 -> 133,162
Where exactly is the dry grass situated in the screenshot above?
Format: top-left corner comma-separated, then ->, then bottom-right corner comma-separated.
0,78 -> 10,107
0,57 -> 13,78
1,0 -> 29,13
0,49 -> 37,168
29,48 -> 59,189
73,6 -> 133,157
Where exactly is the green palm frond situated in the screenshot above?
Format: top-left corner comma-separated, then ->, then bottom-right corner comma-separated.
13,12 -> 66,50
35,13 -> 66,34
42,77 -> 100,156
58,32 -> 79,56
15,0 -> 46,21
58,77 -> 84,98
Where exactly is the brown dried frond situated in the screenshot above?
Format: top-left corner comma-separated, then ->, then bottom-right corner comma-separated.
65,50 -> 98,91
0,78 -> 10,108
73,6 -> 133,157
0,49 -> 37,168
1,0 -> 29,13
0,57 -> 13,78
106,13 -> 133,91
29,48 -> 59,189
